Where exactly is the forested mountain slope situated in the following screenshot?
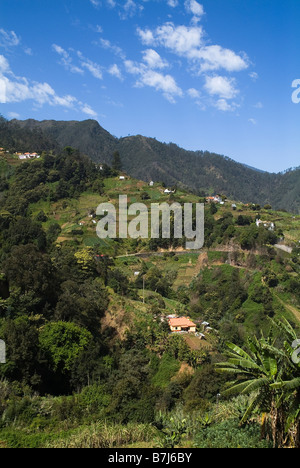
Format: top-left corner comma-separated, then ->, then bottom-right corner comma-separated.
3,117 -> 300,212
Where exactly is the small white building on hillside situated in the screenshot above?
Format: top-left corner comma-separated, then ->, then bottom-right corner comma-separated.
169,317 -> 197,333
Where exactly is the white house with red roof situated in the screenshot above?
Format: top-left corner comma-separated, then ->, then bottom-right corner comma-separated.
169,317 -> 196,333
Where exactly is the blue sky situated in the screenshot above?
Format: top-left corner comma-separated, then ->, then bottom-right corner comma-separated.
0,0 -> 299,173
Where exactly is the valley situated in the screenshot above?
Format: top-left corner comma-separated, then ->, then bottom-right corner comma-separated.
0,121 -> 299,448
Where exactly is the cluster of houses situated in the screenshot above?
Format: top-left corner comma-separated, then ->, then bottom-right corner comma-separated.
17,152 -> 41,160
256,219 -> 275,231
206,195 -> 224,204
119,177 -> 175,195
206,196 -> 238,209
0,148 -> 41,160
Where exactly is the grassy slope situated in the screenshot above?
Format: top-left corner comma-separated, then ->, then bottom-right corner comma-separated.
1,152 -> 298,332
25,171 -> 300,325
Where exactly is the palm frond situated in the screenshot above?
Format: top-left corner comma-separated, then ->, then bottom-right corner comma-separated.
222,378 -> 267,397
270,317 -> 297,341
226,357 -> 263,371
215,365 -> 251,375
225,342 -> 256,362
240,392 -> 265,425
271,377 -> 300,391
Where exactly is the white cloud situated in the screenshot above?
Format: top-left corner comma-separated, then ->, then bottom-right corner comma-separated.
214,99 -> 238,112
137,22 -> 248,75
125,58 -> 182,103
97,37 -> 125,59
52,44 -> 66,56
108,64 -> 123,80
187,88 -> 200,99
52,94 -> 77,108
195,45 -> 249,73
0,55 -> 97,117
0,55 -> 10,73
124,60 -> 141,75
142,49 -> 168,69
92,3 -> 251,112
52,44 -> 84,74
138,23 -> 204,57
184,0 -> 204,23
248,118 -> 257,125
0,76 -> 6,103
204,75 -> 238,100
167,0 -> 179,7
119,0 -> 143,19
7,111 -> 20,119
0,29 -> 20,48
90,0 -> 100,7
134,11 -> 251,112
135,19 -> 249,111
124,0 -> 136,13
136,28 -> 155,45
139,69 -> 183,103
53,46 -> 104,80
81,104 -> 98,117
78,53 -> 103,80
95,0 -> 143,18
249,71 -> 259,81
24,47 -> 33,56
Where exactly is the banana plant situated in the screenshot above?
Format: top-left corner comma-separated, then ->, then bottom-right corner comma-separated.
215,318 -> 300,448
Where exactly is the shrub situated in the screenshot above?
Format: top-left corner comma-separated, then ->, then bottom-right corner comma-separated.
193,419 -> 271,448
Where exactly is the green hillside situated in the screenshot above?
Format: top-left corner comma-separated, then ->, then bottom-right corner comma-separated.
5,117 -> 300,213
0,139 -> 299,448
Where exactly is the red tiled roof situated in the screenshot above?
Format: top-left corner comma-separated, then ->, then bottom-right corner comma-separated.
169,317 -> 196,328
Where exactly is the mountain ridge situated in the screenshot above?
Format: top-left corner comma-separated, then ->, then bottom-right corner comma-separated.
5,118 -> 300,213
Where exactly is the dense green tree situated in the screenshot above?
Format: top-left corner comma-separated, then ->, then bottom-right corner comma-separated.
2,217 -> 46,251
108,268 -> 129,296
2,244 -> 57,315
54,278 -> 109,334
0,318 -> 41,387
112,151 -> 122,172
39,321 -> 92,374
